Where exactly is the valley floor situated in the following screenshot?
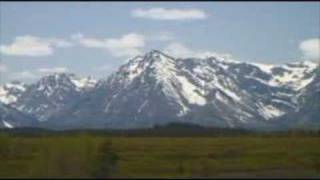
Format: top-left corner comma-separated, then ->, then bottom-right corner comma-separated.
0,133 -> 319,178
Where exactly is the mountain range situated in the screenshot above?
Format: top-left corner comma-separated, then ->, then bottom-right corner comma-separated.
0,50 -> 319,130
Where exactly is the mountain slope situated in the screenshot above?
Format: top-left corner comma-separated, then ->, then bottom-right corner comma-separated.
4,73 -> 97,122
1,50 -> 318,130
47,50 -> 319,129
277,64 -> 320,129
0,102 -> 38,128
0,81 -> 27,105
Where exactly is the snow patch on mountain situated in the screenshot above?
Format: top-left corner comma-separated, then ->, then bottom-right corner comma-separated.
0,87 -> 17,104
5,83 -> 26,91
71,77 -> 97,90
0,50 -> 318,130
258,103 -> 285,119
0,82 -> 26,104
176,75 -> 206,105
3,120 -> 14,128
213,80 -> 241,102
250,62 -> 274,74
138,100 -> 148,113
215,91 -> 228,104
294,75 -> 315,90
269,61 -> 317,90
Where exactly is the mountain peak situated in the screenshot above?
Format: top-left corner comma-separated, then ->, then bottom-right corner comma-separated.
38,73 -> 78,85
147,49 -> 165,55
43,72 -> 75,78
144,50 -> 173,60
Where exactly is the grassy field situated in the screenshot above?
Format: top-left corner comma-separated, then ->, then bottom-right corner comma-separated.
0,133 -> 319,178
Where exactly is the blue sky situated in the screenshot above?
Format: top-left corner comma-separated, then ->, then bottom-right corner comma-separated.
0,2 -> 319,83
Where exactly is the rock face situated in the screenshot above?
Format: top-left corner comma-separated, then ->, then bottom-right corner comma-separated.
0,81 -> 27,105
44,51 -> 320,130
0,102 -> 38,128
277,65 -> 320,129
1,73 -> 97,122
0,50 -> 319,130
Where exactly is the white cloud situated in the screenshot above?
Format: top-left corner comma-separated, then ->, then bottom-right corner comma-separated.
96,64 -> 119,73
0,64 -> 8,72
71,33 -> 84,40
73,33 -> 145,57
9,67 -> 69,82
148,32 -> 175,42
132,8 -> 207,20
11,71 -> 37,80
299,38 -> 320,60
164,42 -> 232,59
0,36 -> 73,57
164,43 -> 193,58
37,67 -> 68,74
48,38 -> 73,48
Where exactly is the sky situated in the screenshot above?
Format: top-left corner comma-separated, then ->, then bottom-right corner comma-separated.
0,2 -> 319,84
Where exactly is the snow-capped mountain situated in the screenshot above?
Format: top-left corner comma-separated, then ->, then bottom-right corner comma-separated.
1,73 -> 97,122
276,65 -> 320,129
47,50 -> 319,129
0,50 -> 318,130
0,102 -> 38,128
70,75 -> 97,91
0,81 -> 27,105
228,60 -> 318,120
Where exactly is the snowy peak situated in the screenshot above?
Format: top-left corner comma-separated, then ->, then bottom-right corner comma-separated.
269,61 -> 318,90
0,102 -> 37,128
96,51 -> 319,128
70,76 -> 97,90
4,81 -> 26,91
0,81 -> 27,105
98,50 -> 211,120
99,51 -> 256,125
0,50 -> 319,130
37,73 -> 76,91
145,49 -> 175,61
34,73 -> 97,95
242,60 -> 318,91
129,50 -> 175,68
114,50 -> 176,83
6,73 -> 97,121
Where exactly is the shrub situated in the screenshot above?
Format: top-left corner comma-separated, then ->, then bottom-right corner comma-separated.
91,140 -> 119,178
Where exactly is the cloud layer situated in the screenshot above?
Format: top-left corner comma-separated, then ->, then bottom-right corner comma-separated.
10,66 -> 69,82
132,8 -> 207,20
0,64 -> 8,72
37,67 -> 68,74
147,32 -> 175,42
72,33 -> 145,57
11,71 -> 38,80
0,36 -> 73,57
299,38 -> 320,60
164,42 -> 232,59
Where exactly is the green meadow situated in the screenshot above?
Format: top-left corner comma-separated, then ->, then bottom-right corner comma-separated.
0,132 -> 319,178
